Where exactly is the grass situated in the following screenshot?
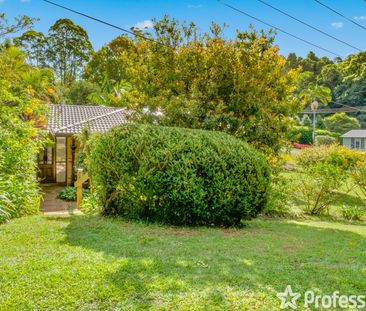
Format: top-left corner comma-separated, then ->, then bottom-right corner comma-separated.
0,215 -> 365,310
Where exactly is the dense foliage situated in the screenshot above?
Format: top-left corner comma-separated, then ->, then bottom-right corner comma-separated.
287,51 -> 366,127
85,19 -> 300,155
323,112 -> 361,134
293,145 -> 364,215
290,126 -> 339,144
89,124 -> 270,226
0,46 -> 52,222
57,186 -> 89,201
315,135 -> 338,146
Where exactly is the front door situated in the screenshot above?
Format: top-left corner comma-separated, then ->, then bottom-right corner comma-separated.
38,145 -> 55,183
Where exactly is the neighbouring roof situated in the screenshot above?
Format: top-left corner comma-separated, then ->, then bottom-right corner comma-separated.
46,104 -> 129,135
341,130 -> 366,138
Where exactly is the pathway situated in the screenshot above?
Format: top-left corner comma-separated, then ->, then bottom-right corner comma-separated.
40,184 -> 81,215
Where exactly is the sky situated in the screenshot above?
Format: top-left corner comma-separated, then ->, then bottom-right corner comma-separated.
1,0 -> 366,59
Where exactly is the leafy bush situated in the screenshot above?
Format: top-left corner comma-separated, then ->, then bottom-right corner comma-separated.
0,48 -> 53,223
315,129 -> 339,139
57,186 -> 89,201
323,112 -> 361,134
57,187 -> 77,201
0,175 -> 40,223
352,165 -> 366,198
292,145 -> 363,215
80,192 -> 101,215
290,126 -> 339,144
89,124 -> 270,226
290,126 -> 313,144
315,135 -> 338,146
294,163 -> 344,215
342,205 -> 365,221
262,174 -> 291,216
0,133 -> 41,223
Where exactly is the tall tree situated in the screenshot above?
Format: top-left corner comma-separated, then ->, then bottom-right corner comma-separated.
317,64 -> 341,93
285,51 -> 333,75
47,19 -> 92,86
83,35 -> 132,86
14,30 -> 47,66
105,17 -> 301,154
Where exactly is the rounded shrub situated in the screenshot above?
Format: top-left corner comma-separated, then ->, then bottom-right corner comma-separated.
89,124 -> 270,226
315,135 -> 338,146
290,126 -> 340,145
290,126 -> 312,144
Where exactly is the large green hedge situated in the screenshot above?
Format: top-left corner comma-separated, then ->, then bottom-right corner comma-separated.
89,124 -> 270,226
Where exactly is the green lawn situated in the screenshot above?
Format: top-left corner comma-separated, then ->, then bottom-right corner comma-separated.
0,215 -> 365,310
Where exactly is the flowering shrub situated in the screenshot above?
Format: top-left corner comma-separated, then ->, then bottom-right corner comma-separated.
293,145 -> 365,215
296,145 -> 364,172
295,163 -> 345,215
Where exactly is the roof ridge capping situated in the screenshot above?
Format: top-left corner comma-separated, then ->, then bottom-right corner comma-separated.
53,107 -> 127,133
50,103 -> 119,109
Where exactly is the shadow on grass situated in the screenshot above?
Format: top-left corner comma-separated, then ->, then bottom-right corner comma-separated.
332,191 -> 365,207
47,215 -> 366,308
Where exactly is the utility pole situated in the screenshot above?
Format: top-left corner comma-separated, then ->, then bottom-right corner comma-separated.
311,100 -> 318,145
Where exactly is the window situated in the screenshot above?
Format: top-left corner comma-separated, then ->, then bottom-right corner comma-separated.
38,146 -> 53,165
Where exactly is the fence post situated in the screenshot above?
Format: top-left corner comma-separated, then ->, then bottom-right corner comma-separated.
74,169 -> 89,209
76,170 -> 82,209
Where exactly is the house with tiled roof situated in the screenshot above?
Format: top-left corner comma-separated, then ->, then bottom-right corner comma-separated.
38,104 -> 129,185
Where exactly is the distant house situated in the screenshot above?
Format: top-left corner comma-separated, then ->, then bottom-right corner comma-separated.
341,130 -> 366,151
39,104 -> 129,185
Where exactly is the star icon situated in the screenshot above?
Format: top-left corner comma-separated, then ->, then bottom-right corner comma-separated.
277,285 -> 301,309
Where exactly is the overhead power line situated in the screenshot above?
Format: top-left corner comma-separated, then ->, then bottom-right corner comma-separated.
42,0 -> 161,45
255,0 -> 362,52
334,102 -> 366,113
217,0 -> 342,57
301,103 -> 366,114
314,0 -> 366,32
44,0 -> 342,57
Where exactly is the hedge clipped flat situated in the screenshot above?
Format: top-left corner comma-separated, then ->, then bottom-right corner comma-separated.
89,125 -> 270,226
